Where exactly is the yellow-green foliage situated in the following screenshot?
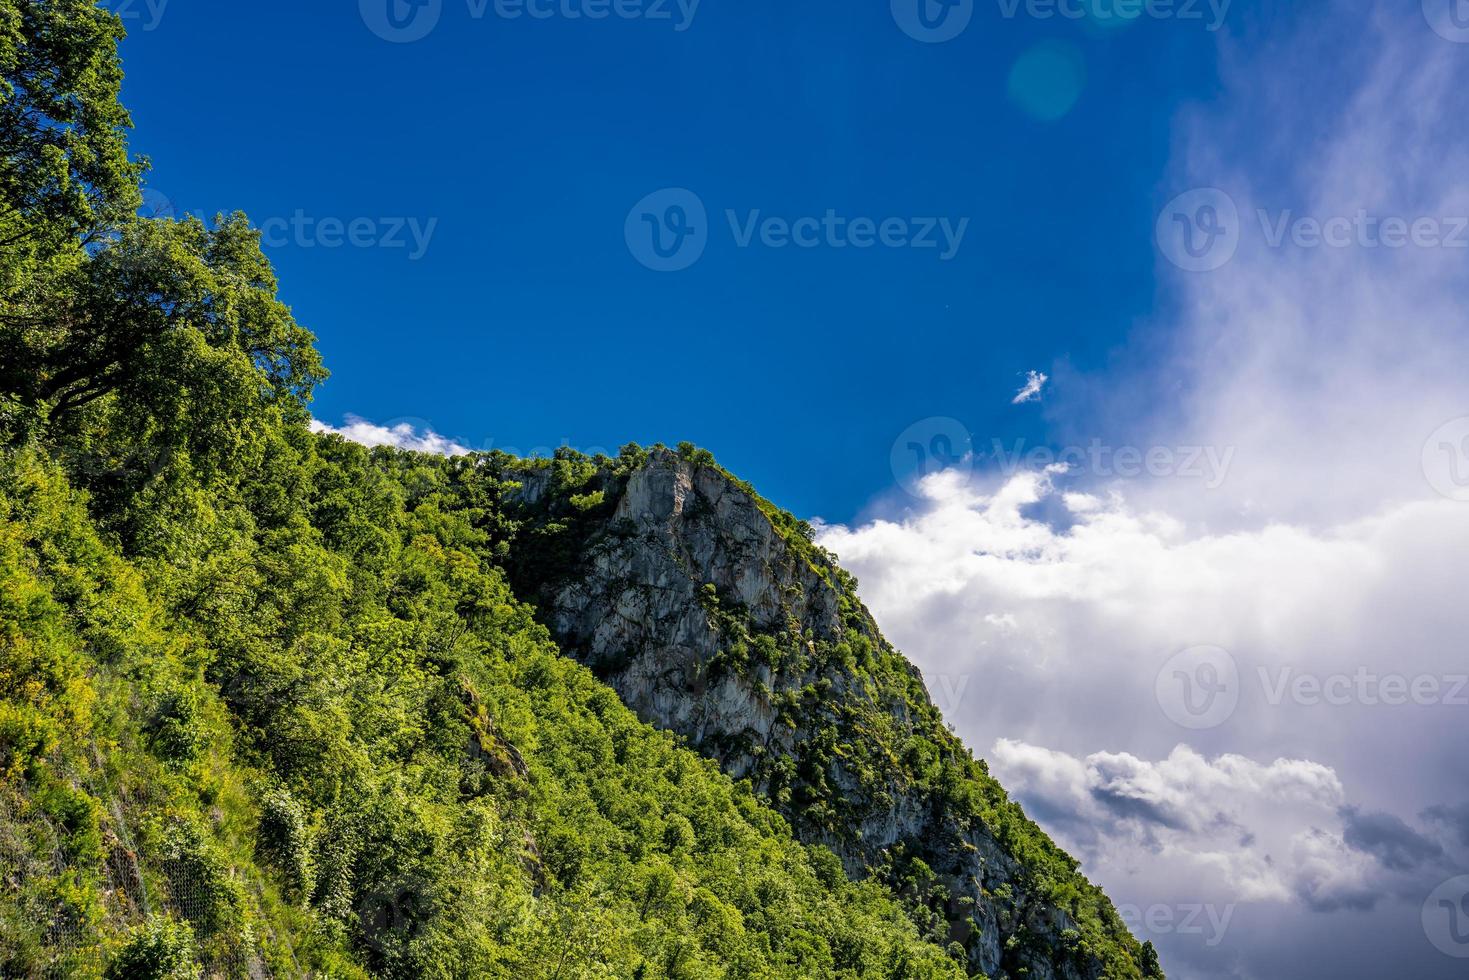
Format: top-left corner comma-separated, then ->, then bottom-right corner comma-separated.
0,4 -> 1152,977
0,437 -> 971,978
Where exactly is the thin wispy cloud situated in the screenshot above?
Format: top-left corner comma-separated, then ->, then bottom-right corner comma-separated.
1012,370 -> 1049,405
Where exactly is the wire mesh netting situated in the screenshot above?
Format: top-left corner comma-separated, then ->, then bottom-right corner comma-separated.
1,750 -> 296,980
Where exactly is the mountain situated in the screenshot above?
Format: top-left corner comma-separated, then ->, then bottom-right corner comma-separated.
0,3 -> 1160,977
493,446 -> 1158,979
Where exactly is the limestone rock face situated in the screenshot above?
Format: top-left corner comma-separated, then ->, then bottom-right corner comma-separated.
505,450 -> 1148,980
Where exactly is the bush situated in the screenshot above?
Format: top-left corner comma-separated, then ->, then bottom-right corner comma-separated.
568,490 -> 605,512
257,788 -> 316,903
105,919 -> 202,980
155,822 -> 244,938
146,688 -> 207,765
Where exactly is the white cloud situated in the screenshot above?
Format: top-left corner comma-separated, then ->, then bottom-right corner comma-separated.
310,415 -> 470,457
818,452 -> 1469,976
1289,829 -> 1382,913
816,7 -> 1469,978
990,741 -> 1356,905
1012,370 -> 1049,405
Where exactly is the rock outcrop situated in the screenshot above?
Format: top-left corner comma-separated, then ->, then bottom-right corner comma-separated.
501,448 -> 1158,980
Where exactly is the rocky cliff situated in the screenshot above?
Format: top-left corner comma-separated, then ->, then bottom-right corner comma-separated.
498,447 -> 1160,980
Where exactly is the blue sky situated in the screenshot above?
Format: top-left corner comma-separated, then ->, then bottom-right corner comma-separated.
112,0 -> 1230,523
111,3 -> 1469,978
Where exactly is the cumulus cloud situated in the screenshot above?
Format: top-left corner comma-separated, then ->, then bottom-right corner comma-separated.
1012,370 -> 1049,405
310,415 -> 470,457
1289,829 -> 1383,914
988,739 -> 1460,920
818,468 -> 1469,930
815,10 -> 1469,960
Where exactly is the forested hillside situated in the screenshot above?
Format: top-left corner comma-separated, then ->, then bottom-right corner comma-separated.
483,449 -> 1161,980
0,3 -> 1158,977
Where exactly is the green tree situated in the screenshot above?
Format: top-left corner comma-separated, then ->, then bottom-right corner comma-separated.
0,0 -> 143,271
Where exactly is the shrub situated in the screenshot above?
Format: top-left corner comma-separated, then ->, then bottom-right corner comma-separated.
105,919 -> 202,980
257,788 -> 316,903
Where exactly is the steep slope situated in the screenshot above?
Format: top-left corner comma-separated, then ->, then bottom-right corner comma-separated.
494,446 -> 1161,980
0,437 -> 973,978
2,4 -> 1163,974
